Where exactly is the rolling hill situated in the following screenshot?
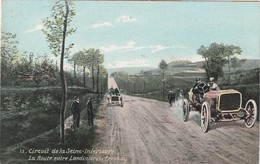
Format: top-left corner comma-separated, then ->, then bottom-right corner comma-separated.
110,59 -> 258,89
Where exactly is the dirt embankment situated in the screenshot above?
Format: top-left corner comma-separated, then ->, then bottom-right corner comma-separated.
0,87 -> 98,164
92,95 -> 259,164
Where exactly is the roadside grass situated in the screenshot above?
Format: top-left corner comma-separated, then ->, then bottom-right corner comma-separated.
0,87 -> 102,163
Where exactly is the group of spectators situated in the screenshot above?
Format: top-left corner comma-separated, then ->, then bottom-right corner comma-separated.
70,86 -> 121,129
70,96 -> 94,130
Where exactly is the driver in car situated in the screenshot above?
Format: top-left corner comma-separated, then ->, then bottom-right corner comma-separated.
192,78 -> 202,93
192,77 -> 209,103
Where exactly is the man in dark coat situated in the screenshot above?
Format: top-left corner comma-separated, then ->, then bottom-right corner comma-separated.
86,97 -> 94,126
192,77 -> 209,103
71,97 -> 80,129
168,90 -> 175,106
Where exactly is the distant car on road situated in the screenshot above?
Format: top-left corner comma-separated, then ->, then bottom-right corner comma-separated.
182,82 -> 257,132
106,87 -> 124,107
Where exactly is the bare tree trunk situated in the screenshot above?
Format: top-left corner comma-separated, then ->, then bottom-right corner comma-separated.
73,61 -> 76,78
83,66 -> 86,87
162,71 -> 165,100
204,57 -> 210,80
162,81 -> 165,100
134,82 -> 136,95
59,0 -> 69,145
96,64 -> 100,95
92,66 -> 95,91
228,56 -> 231,85
143,80 -> 145,97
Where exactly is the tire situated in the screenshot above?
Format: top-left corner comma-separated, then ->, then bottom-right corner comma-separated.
183,99 -> 190,122
201,102 -> 211,133
244,99 -> 257,128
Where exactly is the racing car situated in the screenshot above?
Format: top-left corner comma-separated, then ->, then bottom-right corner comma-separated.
106,87 -> 124,107
183,82 -> 257,132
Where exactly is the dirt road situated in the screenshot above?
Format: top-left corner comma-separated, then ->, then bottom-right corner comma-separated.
87,76 -> 258,164
92,94 -> 259,164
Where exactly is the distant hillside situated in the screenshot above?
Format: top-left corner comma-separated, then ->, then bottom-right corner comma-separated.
108,59 -> 259,76
223,59 -> 259,72
145,60 -> 205,76
168,60 -> 203,68
107,67 -> 155,76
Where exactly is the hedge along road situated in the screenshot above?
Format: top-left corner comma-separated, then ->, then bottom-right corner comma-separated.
91,78 -> 259,164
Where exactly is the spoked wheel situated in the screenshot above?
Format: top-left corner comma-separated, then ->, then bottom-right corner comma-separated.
201,102 -> 211,133
244,99 -> 257,128
183,99 -> 190,122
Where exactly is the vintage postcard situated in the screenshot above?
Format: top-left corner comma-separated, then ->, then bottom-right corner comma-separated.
1,0 -> 259,163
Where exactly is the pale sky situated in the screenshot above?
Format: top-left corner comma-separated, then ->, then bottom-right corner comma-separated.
2,0 -> 260,70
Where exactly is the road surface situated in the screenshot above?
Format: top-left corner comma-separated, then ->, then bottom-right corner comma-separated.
91,79 -> 259,164
108,77 -> 119,89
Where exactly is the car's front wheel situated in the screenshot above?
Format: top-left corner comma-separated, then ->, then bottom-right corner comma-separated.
201,102 -> 210,133
244,99 -> 257,128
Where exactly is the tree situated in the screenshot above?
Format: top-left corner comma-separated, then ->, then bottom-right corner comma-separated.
42,0 -> 76,144
84,48 -> 104,92
159,60 -> 168,79
94,53 -> 104,95
1,32 -> 19,62
197,43 -> 227,81
230,57 -> 246,70
159,60 -> 168,100
98,65 -> 108,96
69,52 -> 82,78
76,50 -> 90,87
1,32 -> 19,84
223,45 -> 242,85
198,43 -> 244,83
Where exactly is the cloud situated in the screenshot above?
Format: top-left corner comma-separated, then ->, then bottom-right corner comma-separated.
100,41 -> 136,53
150,45 -> 188,53
107,59 -> 151,69
100,41 -> 187,54
170,54 -> 203,62
89,22 -> 113,29
24,24 -> 43,33
150,45 -> 170,53
88,15 -> 137,30
117,15 -> 138,23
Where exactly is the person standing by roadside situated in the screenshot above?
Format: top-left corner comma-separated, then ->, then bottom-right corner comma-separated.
167,90 -> 175,107
70,97 -> 80,129
86,97 -> 94,126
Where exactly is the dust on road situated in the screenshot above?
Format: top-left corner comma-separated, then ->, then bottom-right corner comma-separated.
92,95 -> 259,164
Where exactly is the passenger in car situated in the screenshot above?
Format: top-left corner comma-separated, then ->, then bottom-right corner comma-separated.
109,86 -> 115,95
115,88 -> 120,95
208,77 -> 220,91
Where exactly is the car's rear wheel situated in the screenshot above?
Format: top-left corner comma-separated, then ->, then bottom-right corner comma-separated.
244,99 -> 257,128
201,102 -> 210,133
183,99 -> 190,122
